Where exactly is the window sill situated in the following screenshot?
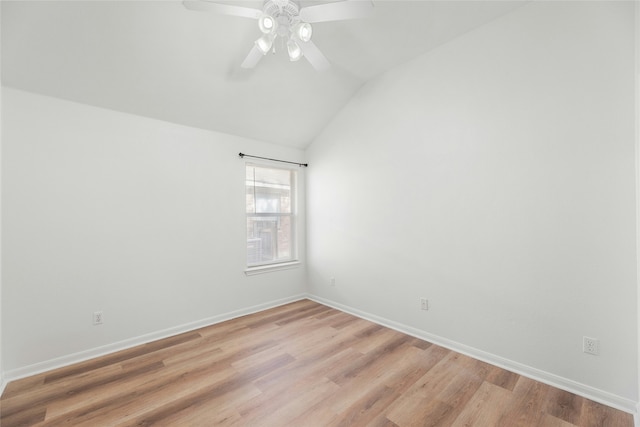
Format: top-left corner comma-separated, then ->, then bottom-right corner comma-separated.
245,261 -> 301,276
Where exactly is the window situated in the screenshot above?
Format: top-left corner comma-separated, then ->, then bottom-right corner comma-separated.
246,164 -> 297,268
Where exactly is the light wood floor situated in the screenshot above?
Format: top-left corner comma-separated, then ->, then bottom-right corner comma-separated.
0,299 -> 633,426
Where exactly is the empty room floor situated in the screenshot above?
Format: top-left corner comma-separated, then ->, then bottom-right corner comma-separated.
0,299 -> 633,426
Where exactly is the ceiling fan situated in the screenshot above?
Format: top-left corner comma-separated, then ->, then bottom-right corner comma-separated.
183,0 -> 374,71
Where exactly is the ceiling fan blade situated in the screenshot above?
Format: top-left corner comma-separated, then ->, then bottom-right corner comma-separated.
183,1 -> 262,19
299,0 -> 373,23
240,45 -> 264,69
299,41 -> 330,72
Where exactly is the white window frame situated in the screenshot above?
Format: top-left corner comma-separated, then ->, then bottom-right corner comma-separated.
244,162 -> 300,275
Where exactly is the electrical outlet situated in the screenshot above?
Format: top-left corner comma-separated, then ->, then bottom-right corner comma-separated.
420,298 -> 429,311
583,336 -> 599,355
330,277 -> 335,286
93,311 -> 104,325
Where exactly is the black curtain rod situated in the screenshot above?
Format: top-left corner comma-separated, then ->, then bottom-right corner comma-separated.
239,152 -> 308,167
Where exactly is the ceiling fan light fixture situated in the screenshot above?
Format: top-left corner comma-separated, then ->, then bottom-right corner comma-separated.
258,14 -> 276,34
294,22 -> 313,42
255,34 -> 274,54
287,39 -> 302,61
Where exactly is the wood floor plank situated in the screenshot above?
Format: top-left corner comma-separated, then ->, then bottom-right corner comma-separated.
1,375 -> 46,399
0,363 -> 125,419
40,360 -> 234,425
333,384 -> 400,427
1,299 -> 633,427
545,387 -> 584,425
45,332 -> 201,385
328,332 -> 413,387
256,350 -> 367,426
495,376 -> 552,427
435,356 -> 487,399
140,383 -> 259,427
125,353 -> 295,427
41,330 -> 264,424
385,351 -> 472,424
322,344 -> 414,417
450,381 -> 512,427
393,399 -> 456,427
239,371 -> 338,424
243,300 -> 322,329
240,377 -> 340,427
540,412 -> 578,427
368,415 -> 401,427
0,405 -> 47,427
274,304 -> 334,326
580,399 -> 635,427
384,344 -> 451,395
350,326 -> 399,355
485,364 -> 520,391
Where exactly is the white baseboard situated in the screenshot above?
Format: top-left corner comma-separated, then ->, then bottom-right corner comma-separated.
0,376 -> 6,396
3,294 -> 307,383
3,293 -> 637,418
308,295 -> 638,416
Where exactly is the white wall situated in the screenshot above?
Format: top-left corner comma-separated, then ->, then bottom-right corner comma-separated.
0,2 -> 4,393
307,1 -> 637,410
636,1 -> 640,421
1,88 -> 306,376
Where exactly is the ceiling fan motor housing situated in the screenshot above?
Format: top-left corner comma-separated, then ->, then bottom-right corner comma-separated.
268,0 -> 300,16
263,0 -> 305,37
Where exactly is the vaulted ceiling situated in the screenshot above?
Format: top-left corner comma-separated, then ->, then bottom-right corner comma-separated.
1,1 -> 525,148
